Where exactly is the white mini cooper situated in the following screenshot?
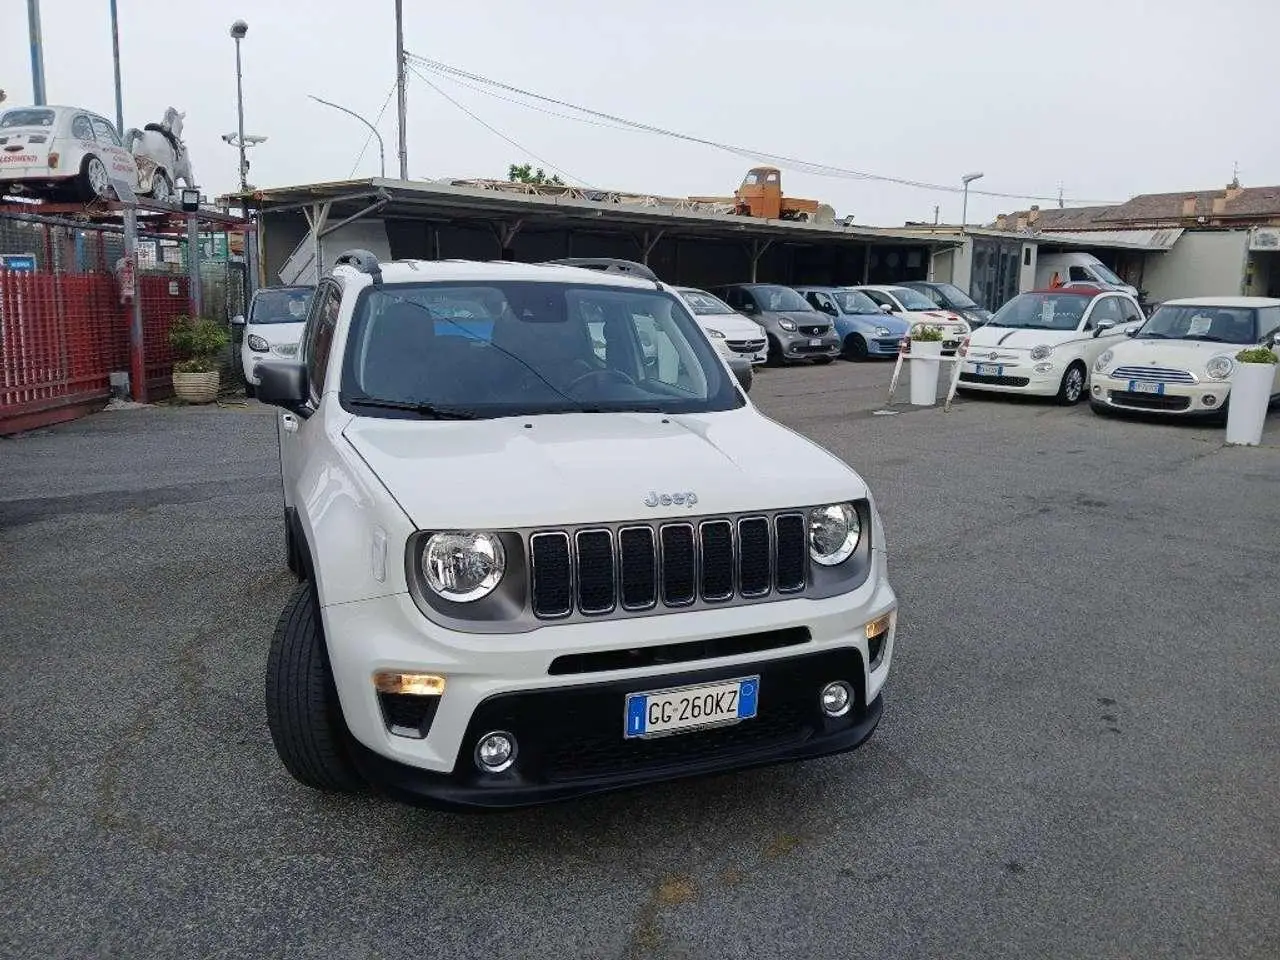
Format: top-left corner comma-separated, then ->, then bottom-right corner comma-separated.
1090,296 -> 1280,418
253,251 -> 898,809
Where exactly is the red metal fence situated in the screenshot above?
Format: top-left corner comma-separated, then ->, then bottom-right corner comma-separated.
0,269 -> 189,435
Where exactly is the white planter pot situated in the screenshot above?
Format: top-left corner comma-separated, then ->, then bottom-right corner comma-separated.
1224,362 -> 1274,446
909,340 -> 943,406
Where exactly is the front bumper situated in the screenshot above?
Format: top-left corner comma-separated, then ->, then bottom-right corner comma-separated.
1089,375 -> 1228,416
779,332 -> 841,361
321,559 -> 896,809
957,357 -> 1061,396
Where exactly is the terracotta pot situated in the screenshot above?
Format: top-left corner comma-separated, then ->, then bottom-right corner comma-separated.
172,371 -> 221,404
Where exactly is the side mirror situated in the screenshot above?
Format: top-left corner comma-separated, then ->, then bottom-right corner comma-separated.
879,303 -> 894,313
741,301 -> 758,314
1093,319 -> 1116,338
230,314 -> 246,327
1126,328 -> 1139,337
256,360 -> 308,412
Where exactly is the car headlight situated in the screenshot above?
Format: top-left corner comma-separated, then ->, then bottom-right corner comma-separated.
1205,355 -> 1234,380
875,326 -> 891,337
706,328 -> 725,339
809,503 -> 861,567
778,318 -> 797,331
420,531 -> 505,602
1029,344 -> 1054,361
246,334 -> 270,352
1093,349 -> 1113,373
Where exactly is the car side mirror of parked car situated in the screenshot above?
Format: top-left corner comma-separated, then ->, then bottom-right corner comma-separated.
230,314 -> 246,327
879,303 -> 894,313
741,301 -> 758,314
256,360 -> 308,412
1093,319 -> 1116,338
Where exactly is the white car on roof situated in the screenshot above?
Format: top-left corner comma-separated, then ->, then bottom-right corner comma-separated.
1089,296 -> 1280,418
251,251 -> 898,810
0,104 -> 138,201
958,287 -> 1146,404
673,286 -> 768,364
850,285 -> 971,353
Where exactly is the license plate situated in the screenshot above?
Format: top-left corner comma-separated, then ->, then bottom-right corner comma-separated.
624,676 -> 759,739
809,338 -> 822,347
975,363 -> 1002,376
1129,380 -> 1164,395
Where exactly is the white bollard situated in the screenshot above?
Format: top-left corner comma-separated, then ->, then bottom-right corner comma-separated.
909,340 -> 943,406
1224,361 -> 1274,446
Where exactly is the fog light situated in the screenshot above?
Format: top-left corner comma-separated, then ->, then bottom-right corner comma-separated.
820,681 -> 853,718
373,671 -> 446,696
475,731 -> 517,773
1092,384 -> 1102,395
1202,394 -> 1217,406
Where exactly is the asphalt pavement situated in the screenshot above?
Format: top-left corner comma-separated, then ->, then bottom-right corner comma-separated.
2,368 -> 1278,960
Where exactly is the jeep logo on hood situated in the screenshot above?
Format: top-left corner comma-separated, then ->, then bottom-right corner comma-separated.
645,490 -> 698,507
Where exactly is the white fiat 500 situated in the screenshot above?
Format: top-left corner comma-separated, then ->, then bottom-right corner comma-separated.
252,251 -> 897,810
232,285 -> 315,396
958,287 -> 1146,404
0,104 -> 138,201
1090,296 -> 1280,418
674,286 -> 768,364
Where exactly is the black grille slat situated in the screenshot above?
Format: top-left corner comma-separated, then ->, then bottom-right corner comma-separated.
699,521 -> 734,601
530,532 -> 572,618
660,524 -> 696,606
775,514 -> 806,592
737,518 -> 771,597
575,530 -> 615,614
618,527 -> 657,610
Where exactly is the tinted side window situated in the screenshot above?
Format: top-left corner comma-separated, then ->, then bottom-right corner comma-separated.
915,286 -> 945,307
805,291 -> 834,313
304,282 -> 342,400
91,118 -> 122,147
1257,306 -> 1280,339
1068,266 -> 1092,282
1086,297 -> 1124,329
1119,298 -> 1145,323
862,290 -> 893,310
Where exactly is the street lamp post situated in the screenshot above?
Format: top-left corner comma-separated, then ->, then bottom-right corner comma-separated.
230,20 -> 248,192
308,95 -> 386,178
961,171 -> 984,231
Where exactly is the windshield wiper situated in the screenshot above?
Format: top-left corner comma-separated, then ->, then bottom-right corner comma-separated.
1183,334 -> 1231,343
346,396 -> 480,420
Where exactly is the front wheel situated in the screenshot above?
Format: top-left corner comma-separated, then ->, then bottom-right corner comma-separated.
766,335 -> 785,367
843,334 -> 869,361
1056,363 -> 1087,405
264,583 -> 364,793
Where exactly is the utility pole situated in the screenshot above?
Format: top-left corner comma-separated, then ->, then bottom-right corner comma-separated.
27,0 -> 47,104
1057,182 -> 1064,209
109,0 -> 124,134
395,0 -> 408,180
933,204 -> 940,226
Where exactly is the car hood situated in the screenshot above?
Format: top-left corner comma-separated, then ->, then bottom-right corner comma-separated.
341,407 -> 866,530
968,326 -> 1084,350
1105,337 -> 1244,372
698,315 -> 764,339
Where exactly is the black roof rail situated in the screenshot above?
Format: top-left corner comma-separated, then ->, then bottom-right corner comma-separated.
333,249 -> 383,284
543,257 -> 660,283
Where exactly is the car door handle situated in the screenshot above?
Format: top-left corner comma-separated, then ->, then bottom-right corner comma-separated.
281,413 -> 298,434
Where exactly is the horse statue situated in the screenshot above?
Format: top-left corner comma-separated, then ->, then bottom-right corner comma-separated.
123,107 -> 197,202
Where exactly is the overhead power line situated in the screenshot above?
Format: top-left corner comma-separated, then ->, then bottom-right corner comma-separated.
406,51 -> 1121,206
406,64 -> 592,187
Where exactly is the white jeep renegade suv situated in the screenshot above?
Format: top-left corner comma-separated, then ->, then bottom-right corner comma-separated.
255,250 -> 898,809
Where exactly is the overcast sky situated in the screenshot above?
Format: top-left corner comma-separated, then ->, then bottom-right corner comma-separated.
5,0 -> 1279,226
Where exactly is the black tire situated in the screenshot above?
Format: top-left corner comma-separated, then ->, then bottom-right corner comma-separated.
1056,362 -> 1087,405
265,583 -> 364,792
1089,399 -> 1111,417
766,334 -> 785,367
78,155 -> 113,202
844,333 -> 869,361
812,356 -> 833,365
244,381 -> 256,398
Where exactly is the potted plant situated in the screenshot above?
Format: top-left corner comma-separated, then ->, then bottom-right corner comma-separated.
908,324 -> 946,406
1225,346 -> 1277,446
168,314 -> 231,404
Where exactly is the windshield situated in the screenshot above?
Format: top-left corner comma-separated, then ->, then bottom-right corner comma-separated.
0,109 -> 55,129
834,290 -> 882,314
1090,262 -> 1125,286
1136,305 -> 1258,344
250,287 -> 314,324
888,287 -> 941,311
987,293 -> 1089,330
751,286 -> 814,312
678,289 -> 736,316
340,281 -> 744,419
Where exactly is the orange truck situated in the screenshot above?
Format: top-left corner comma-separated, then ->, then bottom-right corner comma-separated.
691,166 -> 836,222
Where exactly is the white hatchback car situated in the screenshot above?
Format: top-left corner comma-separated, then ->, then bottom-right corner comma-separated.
1090,296 -> 1280,418
253,251 -> 898,809
673,286 -> 769,364
0,104 -> 138,201
958,287 -> 1147,404
852,285 -> 970,354
232,285 -> 314,396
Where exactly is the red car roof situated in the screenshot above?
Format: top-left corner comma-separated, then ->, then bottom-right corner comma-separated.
1027,285 -> 1106,297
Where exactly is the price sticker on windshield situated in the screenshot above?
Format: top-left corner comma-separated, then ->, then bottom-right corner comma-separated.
1187,314 -> 1213,336
1040,301 -> 1056,323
